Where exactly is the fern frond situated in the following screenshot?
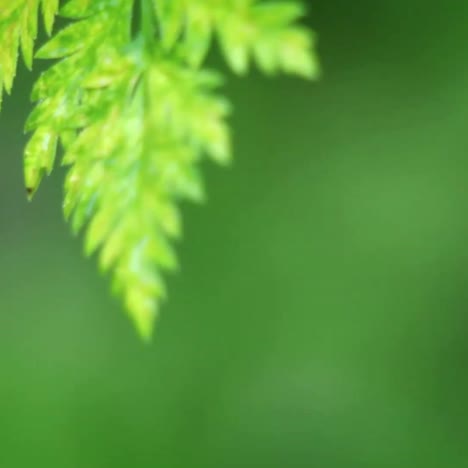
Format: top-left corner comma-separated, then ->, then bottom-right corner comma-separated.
2,0 -> 318,339
155,0 -> 319,77
65,57 -> 230,339
24,0 -> 132,195
0,0 -> 59,109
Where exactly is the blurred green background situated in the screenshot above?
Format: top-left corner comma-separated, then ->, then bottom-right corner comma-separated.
2,0 -> 468,466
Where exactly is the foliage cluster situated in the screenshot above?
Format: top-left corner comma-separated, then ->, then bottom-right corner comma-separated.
0,0 -> 318,339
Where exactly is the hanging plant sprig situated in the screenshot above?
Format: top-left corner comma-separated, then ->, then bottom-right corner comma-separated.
0,0 -> 319,340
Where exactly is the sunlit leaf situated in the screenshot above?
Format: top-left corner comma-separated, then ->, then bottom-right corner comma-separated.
0,0 -> 318,339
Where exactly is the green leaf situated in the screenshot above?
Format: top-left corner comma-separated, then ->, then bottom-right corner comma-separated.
1,0 -> 318,339
0,0 -> 59,108
155,0 -> 320,78
24,126 -> 58,198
